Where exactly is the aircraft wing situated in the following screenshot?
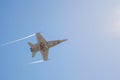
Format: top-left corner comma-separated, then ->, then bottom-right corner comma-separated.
36,33 -> 46,43
40,49 -> 49,61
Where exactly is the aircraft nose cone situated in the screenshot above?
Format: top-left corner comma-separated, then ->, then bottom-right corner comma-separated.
61,39 -> 68,42
64,39 -> 68,41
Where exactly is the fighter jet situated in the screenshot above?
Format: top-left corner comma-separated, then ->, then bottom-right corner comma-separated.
28,33 -> 67,61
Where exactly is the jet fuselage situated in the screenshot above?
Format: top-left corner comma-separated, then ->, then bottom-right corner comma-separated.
30,39 -> 67,54
28,33 -> 67,61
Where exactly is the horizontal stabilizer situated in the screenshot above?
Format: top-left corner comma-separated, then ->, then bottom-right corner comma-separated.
32,52 -> 36,57
28,42 -> 35,48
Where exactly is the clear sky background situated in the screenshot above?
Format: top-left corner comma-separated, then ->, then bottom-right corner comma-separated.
0,0 -> 120,80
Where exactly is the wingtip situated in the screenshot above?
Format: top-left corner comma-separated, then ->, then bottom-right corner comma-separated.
36,32 -> 40,35
36,32 -> 42,34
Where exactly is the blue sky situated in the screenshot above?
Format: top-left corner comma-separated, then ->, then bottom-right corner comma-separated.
1,0 -> 120,80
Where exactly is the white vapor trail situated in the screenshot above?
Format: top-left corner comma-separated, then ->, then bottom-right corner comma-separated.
29,60 -> 45,64
0,33 -> 35,46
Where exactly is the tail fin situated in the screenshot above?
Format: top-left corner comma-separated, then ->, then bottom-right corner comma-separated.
28,42 -> 35,48
28,42 -> 36,57
32,52 -> 36,57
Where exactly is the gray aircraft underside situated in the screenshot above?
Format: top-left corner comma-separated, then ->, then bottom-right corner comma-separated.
28,33 -> 67,61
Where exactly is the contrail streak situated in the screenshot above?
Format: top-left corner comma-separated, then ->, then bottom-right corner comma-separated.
29,60 -> 45,64
0,33 -> 35,46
